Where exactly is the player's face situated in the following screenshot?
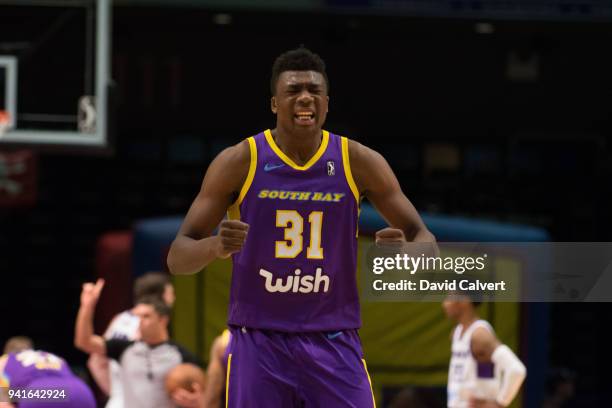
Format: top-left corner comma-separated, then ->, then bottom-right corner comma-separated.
442,295 -> 465,320
271,71 -> 329,133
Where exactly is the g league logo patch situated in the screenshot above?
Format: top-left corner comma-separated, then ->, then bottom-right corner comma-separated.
327,161 -> 335,176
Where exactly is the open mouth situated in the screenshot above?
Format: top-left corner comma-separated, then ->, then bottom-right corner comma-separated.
295,112 -> 315,123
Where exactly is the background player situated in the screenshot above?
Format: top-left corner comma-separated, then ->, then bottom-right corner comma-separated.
87,271 -> 176,408
0,337 -> 96,408
443,291 -> 527,407
201,329 -> 231,408
167,47 -> 437,407
3,337 -> 33,355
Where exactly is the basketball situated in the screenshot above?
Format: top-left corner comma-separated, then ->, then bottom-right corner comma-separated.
164,363 -> 206,394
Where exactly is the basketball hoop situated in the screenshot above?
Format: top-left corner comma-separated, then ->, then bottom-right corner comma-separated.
0,110 -> 10,138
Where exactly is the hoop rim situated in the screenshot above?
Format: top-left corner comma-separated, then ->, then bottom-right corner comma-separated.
0,110 -> 11,136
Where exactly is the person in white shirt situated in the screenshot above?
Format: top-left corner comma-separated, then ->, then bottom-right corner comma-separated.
443,290 -> 526,408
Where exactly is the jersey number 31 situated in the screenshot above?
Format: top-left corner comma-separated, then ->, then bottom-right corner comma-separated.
275,210 -> 323,259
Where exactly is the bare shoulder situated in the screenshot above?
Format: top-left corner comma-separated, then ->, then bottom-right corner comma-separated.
346,138 -> 382,166
471,326 -> 501,361
213,139 -> 251,177
202,138 -> 252,195
220,139 -> 251,163
347,139 -> 376,191
346,138 -> 394,195
212,334 -> 229,360
472,326 -> 498,344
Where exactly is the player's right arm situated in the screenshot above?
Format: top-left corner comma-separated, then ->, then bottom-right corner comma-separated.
202,334 -> 228,408
167,141 -> 251,275
74,279 -> 107,356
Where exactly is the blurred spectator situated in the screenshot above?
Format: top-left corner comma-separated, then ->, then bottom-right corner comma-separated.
388,386 -> 442,408
543,368 -> 576,408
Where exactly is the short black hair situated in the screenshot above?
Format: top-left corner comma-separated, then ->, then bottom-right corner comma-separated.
270,47 -> 329,95
460,278 -> 483,307
4,336 -> 34,354
136,295 -> 172,318
448,277 -> 484,307
133,272 -> 171,302
470,297 -> 483,308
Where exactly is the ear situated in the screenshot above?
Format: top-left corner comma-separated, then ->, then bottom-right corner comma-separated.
271,96 -> 277,114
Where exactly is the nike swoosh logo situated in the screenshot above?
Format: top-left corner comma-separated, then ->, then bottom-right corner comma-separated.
326,331 -> 343,340
264,163 -> 285,172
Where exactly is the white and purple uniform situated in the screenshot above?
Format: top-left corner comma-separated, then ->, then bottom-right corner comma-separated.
224,130 -> 375,407
448,320 -> 500,407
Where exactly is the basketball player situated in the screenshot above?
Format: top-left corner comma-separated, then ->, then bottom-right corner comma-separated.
443,292 -> 527,408
201,330 -> 231,408
87,272 -> 176,408
0,337 -> 96,408
3,336 -> 33,354
167,47 -> 437,407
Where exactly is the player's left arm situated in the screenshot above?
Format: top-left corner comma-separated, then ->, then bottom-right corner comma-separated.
348,140 -> 437,246
471,328 -> 527,407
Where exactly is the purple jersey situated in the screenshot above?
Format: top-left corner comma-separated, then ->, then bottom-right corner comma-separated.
0,350 -> 73,389
227,130 -> 360,331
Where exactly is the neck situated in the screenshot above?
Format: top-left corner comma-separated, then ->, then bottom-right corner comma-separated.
144,331 -> 169,345
458,311 -> 478,329
271,126 -> 323,166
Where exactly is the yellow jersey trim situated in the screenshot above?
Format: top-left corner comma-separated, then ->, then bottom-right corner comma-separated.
238,137 -> 257,204
362,358 -> 377,408
227,204 -> 240,220
225,353 -> 233,408
341,136 -> 359,203
221,329 -> 231,347
264,129 -> 329,171
227,137 -> 257,220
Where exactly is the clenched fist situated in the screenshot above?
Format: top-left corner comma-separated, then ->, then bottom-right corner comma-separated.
375,227 -> 406,246
216,220 -> 249,258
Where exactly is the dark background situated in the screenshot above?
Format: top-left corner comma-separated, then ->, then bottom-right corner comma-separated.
1,1 -> 611,406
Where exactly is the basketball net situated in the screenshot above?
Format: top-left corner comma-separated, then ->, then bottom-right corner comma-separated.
0,110 -> 10,138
